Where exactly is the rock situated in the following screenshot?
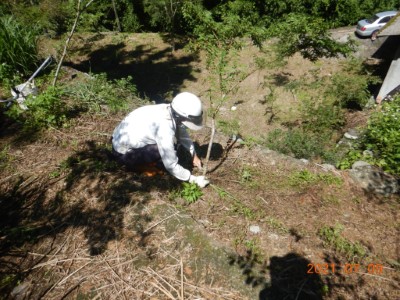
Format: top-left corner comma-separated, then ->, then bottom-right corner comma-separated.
352,161 -> 371,169
349,162 -> 399,195
249,225 -> 261,234
231,134 -> 244,144
344,128 -> 360,140
320,164 -> 336,172
363,150 -> 374,158
11,282 -> 30,299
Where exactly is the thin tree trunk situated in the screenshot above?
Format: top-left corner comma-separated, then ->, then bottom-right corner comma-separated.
202,117 -> 216,176
52,0 -> 95,87
52,0 -> 82,87
112,0 -> 121,32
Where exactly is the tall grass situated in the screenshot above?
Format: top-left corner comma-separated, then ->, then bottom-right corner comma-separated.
0,16 -> 38,81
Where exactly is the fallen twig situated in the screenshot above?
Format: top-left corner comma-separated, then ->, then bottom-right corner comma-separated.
143,211 -> 179,234
180,257 -> 184,300
42,261 -> 91,297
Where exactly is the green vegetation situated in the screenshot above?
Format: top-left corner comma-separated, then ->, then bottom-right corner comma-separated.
217,119 -> 240,136
265,216 -> 289,234
5,86 -> 67,131
264,128 -> 333,161
170,182 -> 203,204
288,170 -> 343,188
0,3 -> 399,298
318,224 -> 367,260
65,73 -> 138,114
181,182 -> 203,204
0,145 -> 13,171
264,57 -> 381,166
338,96 -> 400,175
0,16 -> 38,82
2,0 -> 398,36
269,13 -> 355,61
212,184 -> 258,220
328,58 -> 381,109
4,74 -> 138,134
363,96 -> 400,175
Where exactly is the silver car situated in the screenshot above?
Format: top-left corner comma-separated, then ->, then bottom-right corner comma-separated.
356,10 -> 398,39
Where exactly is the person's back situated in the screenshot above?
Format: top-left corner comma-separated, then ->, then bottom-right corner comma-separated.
112,103 -> 173,154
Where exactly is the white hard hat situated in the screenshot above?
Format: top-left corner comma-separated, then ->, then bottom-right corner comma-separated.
171,92 -> 203,130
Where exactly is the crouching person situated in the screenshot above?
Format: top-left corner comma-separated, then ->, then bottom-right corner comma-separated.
111,92 -> 209,188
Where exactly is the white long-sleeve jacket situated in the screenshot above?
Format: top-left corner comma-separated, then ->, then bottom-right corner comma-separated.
112,104 -> 195,181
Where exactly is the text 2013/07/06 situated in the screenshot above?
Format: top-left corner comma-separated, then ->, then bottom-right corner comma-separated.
307,263 -> 384,275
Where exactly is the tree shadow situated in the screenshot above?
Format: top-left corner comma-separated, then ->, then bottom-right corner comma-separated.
0,140 -> 180,295
64,38 -> 200,102
269,72 -> 291,86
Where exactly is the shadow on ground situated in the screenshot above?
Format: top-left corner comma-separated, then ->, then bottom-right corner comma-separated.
64,35 -> 200,102
0,140 -> 179,296
229,250 -> 363,300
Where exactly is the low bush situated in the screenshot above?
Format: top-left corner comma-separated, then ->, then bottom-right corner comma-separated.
4,73 -> 139,133
300,96 -> 345,132
5,86 -> 67,131
338,96 -> 400,176
326,58 -> 380,109
364,96 -> 400,175
319,224 -> 367,260
264,128 -> 335,161
65,73 -> 138,114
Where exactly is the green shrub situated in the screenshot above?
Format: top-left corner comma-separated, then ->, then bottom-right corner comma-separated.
170,182 -> 203,204
300,96 -> 345,132
6,0 -> 74,36
0,16 -> 38,80
65,73 -> 138,114
363,96 -> 400,175
319,224 -> 367,260
289,169 -> 342,188
5,86 -> 67,131
218,119 -> 240,136
339,96 -> 400,175
0,145 -> 13,171
121,3 -> 142,32
326,58 -> 380,109
264,128 -> 334,160
337,149 -> 365,170
181,182 -> 203,204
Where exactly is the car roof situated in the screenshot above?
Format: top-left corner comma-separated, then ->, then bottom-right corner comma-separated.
375,11 -> 398,18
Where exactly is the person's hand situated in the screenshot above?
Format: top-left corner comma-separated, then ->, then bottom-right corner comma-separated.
193,154 -> 202,170
189,175 -> 210,188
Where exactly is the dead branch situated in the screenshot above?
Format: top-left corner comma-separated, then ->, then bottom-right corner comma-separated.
143,211 -> 179,234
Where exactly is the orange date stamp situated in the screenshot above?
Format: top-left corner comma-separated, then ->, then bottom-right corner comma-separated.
307,263 -> 384,275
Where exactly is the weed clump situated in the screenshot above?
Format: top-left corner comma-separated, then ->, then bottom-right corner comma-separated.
318,224 -> 367,260
170,182 -> 203,204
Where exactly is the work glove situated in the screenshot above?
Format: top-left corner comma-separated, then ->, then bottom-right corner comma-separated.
189,175 -> 210,188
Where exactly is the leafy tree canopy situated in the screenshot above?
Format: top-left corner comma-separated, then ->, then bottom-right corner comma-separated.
268,13 -> 356,61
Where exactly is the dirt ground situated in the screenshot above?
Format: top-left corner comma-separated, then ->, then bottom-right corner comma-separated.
0,31 -> 399,299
